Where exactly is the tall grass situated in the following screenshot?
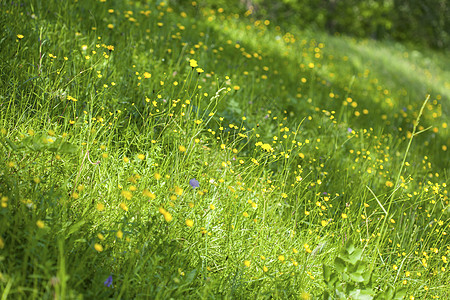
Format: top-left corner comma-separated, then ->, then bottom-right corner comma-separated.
0,0 -> 448,299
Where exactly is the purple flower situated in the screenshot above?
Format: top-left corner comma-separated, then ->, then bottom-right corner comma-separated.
189,178 -> 200,189
347,128 -> 353,133
104,275 -> 113,287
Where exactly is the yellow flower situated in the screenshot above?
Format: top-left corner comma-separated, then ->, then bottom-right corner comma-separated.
159,207 -> 173,222
278,255 -> 285,262
196,67 -> 204,73
185,219 -> 194,227
143,72 -> 151,78
121,190 -> 132,200
261,143 -> 273,152
94,243 -> 103,252
174,186 -> 183,196
67,95 -> 77,102
17,34 -> 24,39
341,213 -> 348,219
96,203 -> 105,211
117,230 -> 123,239
189,59 -> 198,68
36,220 -> 45,229
119,202 -> 128,211
163,211 -> 172,222
143,189 -> 156,200
301,292 -> 311,300
263,266 -> 268,272
137,153 -> 145,160
179,145 -> 186,152
244,260 -> 250,267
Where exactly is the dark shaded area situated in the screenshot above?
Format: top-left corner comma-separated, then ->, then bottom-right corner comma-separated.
200,0 -> 449,50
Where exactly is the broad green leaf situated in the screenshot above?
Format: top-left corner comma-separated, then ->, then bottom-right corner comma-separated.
361,270 -> 372,284
373,292 -> 384,300
349,288 -> 374,300
334,257 -> 347,273
348,261 -> 364,274
67,220 -> 86,236
21,136 -> 34,148
3,138 -> 19,151
382,286 -> 395,300
345,240 -> 355,254
184,269 -> 197,284
393,288 -> 407,300
328,271 -> 339,288
348,271 -> 365,283
342,273 -> 350,284
347,248 -> 363,264
59,141 -> 78,154
335,287 -> 346,299
27,136 -> 45,151
47,138 -> 62,152
323,264 -> 332,282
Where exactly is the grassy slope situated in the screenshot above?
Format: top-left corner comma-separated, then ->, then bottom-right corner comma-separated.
0,1 -> 448,299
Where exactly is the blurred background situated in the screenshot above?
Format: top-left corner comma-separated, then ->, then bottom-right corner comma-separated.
198,0 -> 449,50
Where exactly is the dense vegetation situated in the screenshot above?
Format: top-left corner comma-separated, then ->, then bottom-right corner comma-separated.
207,0 -> 449,49
0,0 -> 448,299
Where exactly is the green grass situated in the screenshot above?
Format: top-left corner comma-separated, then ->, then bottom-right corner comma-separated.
0,1 -> 448,299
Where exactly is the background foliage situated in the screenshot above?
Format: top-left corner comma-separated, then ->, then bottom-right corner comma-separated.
199,0 -> 449,49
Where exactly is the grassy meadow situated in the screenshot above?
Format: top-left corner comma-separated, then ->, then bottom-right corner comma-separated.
0,0 -> 449,299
